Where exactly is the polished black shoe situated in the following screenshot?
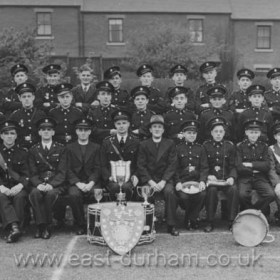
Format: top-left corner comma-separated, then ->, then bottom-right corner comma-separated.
228,221 -> 233,231
76,226 -> 86,235
6,224 -> 21,243
185,220 -> 191,230
167,225 -> 179,236
34,227 -> 42,239
204,223 -> 214,233
42,228 -> 51,239
190,220 -> 199,230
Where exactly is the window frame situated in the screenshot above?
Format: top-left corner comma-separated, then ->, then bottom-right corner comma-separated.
255,23 -> 272,50
36,12 -> 52,37
108,18 -> 124,44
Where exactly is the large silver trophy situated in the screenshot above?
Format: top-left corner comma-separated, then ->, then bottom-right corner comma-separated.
110,160 -> 131,206
137,185 -> 155,207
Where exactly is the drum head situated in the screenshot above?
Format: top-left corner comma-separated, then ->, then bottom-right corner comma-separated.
181,181 -> 200,194
232,209 -> 268,247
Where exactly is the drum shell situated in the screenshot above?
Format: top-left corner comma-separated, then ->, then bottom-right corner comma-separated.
87,202 -> 155,246
232,209 -> 269,247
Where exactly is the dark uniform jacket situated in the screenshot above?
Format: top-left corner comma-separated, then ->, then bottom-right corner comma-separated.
137,138 -> 177,184
111,88 -> 131,111
87,104 -> 118,144
66,141 -> 100,185
264,89 -> 280,120
194,82 -> 217,115
9,107 -> 46,149
28,142 -> 66,190
203,139 -> 237,180
71,84 -> 97,115
236,139 -> 270,178
164,87 -> 195,112
100,134 -> 139,182
198,107 -> 235,143
35,85 -> 59,112
49,106 -> 84,144
164,108 -> 196,140
268,144 -> 280,187
1,88 -> 22,116
0,144 -> 29,190
228,89 -> 250,112
175,142 -> 209,183
130,109 -> 155,140
146,86 -> 166,114
238,107 -> 273,143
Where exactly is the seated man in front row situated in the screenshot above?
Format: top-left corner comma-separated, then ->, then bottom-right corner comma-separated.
237,119 -> 275,217
29,117 -> 67,239
0,120 -> 29,243
66,118 -> 101,235
100,110 -> 139,201
137,115 -> 179,236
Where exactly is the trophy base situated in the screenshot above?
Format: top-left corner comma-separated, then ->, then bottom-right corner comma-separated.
116,192 -> 127,206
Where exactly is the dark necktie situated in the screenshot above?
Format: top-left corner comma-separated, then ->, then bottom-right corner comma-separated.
120,137 -> 125,148
44,146 -> 49,153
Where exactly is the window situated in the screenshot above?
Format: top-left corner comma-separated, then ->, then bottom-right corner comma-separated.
108,19 -> 123,43
257,25 -> 271,49
37,12 -> 52,36
188,19 -> 203,43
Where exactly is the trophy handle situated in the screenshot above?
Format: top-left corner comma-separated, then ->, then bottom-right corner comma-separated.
136,186 -> 142,198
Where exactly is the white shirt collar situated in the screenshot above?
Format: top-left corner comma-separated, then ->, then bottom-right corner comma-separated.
42,141 -> 52,150
117,134 -> 128,142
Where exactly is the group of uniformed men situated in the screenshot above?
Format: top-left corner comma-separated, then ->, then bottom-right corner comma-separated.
1,60 -> 280,243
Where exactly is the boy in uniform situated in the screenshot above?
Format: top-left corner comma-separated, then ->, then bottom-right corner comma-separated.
203,117 -> 239,232
228,68 -> 255,114
199,85 -> 235,143
130,86 -> 155,140
175,120 -> 208,230
104,66 -> 130,111
35,64 -> 62,113
238,85 -> 273,143
265,67 -> 280,121
136,64 -> 166,114
9,83 -> 46,149
49,83 -> 84,145
165,64 -> 195,112
194,61 -> 220,115
87,81 -> 118,144
164,86 -> 196,142
237,119 -> 275,216
2,64 -> 29,117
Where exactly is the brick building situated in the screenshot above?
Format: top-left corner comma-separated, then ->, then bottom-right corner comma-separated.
0,0 -> 279,79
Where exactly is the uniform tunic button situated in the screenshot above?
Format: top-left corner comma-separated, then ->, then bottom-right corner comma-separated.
64,126 -> 67,128
140,120 -> 143,123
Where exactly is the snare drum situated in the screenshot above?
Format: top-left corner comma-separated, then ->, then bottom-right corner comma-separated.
232,209 -> 275,247
87,202 -> 156,246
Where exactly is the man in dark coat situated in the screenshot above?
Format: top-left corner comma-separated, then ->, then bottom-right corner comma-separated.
137,115 -> 179,236
66,118 -> 101,235
29,117 -> 67,239
100,110 -> 139,200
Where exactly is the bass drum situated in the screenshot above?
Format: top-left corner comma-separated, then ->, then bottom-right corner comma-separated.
232,209 -> 274,247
